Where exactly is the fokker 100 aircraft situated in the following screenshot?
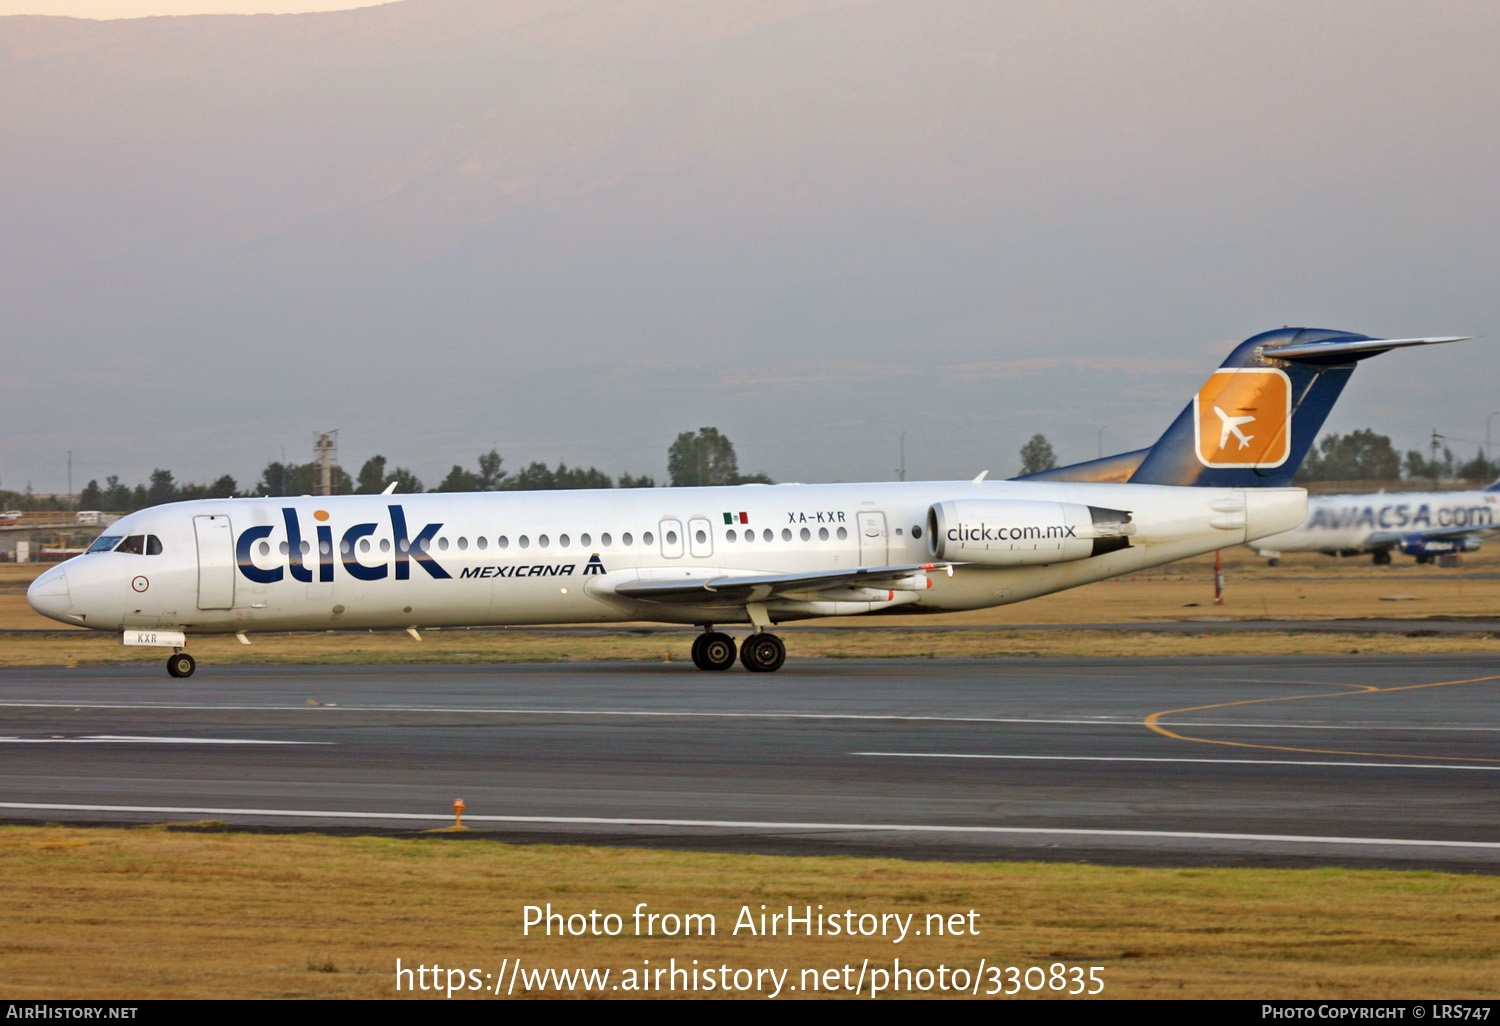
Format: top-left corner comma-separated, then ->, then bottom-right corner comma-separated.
28,328 -> 1472,677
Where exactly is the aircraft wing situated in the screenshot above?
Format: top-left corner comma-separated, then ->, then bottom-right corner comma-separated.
1366,524 -> 1500,547
609,563 -> 960,604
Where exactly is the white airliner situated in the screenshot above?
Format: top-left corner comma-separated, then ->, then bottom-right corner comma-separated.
27,328 -> 1473,677
1213,406 -> 1255,449
1250,479 -> 1500,565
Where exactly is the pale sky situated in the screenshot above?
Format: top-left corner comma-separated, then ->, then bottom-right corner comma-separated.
2,0 -> 1497,494
0,1 -> 385,16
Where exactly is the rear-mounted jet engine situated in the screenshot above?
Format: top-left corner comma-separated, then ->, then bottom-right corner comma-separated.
926,500 -> 1135,566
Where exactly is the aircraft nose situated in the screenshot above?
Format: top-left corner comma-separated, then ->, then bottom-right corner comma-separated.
27,567 -> 72,622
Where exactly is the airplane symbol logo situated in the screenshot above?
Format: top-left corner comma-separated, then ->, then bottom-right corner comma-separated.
1213,406 -> 1256,449
1194,368 -> 1291,469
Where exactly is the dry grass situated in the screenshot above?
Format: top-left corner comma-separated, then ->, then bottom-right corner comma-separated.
2,825 -> 1497,1000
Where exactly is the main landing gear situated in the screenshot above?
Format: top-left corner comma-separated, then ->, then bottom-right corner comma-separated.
166,651 -> 196,678
690,631 -> 737,671
690,627 -> 787,672
739,632 -> 786,673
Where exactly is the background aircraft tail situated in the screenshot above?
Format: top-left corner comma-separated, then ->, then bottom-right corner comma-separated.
1020,328 -> 1472,488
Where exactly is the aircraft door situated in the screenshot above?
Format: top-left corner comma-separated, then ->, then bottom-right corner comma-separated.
688,517 -> 713,559
857,511 -> 888,566
659,518 -> 684,558
193,514 -> 235,610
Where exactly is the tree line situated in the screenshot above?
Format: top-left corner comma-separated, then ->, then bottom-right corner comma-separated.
1295,429 -> 1499,483
1,427 -> 772,513
1017,429 -> 1500,483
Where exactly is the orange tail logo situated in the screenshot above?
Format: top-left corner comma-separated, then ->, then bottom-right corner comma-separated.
1193,368 -> 1291,468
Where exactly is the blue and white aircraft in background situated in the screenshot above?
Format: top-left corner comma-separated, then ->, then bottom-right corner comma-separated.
28,328 -> 1472,677
1250,480 -> 1500,565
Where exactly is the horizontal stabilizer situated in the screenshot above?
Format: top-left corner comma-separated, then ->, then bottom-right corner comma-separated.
1268,336 -> 1474,363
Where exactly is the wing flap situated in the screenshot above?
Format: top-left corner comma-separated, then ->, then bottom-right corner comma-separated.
610,563 -> 959,604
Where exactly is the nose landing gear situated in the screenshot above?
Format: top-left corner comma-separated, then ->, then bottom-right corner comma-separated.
166,651 -> 196,678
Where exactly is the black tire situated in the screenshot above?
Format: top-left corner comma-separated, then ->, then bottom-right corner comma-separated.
740,633 -> 786,673
166,652 -> 196,679
1267,558 -> 1280,568
699,632 -> 736,671
1372,550 -> 1392,566
690,633 -> 709,670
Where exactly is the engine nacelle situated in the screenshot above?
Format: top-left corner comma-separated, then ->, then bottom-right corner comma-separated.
1399,533 -> 1482,557
926,499 -> 1135,567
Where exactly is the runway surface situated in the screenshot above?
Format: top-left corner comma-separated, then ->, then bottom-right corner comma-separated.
1,654 -> 1497,870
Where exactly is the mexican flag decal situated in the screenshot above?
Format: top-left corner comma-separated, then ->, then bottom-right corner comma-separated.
723,512 -> 749,525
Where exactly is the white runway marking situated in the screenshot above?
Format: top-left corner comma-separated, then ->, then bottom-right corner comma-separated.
0,801 -> 1496,851
853,752 -> 1500,771
0,701 -> 1492,731
0,735 -> 332,745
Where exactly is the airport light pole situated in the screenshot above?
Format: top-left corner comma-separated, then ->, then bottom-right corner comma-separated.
1487,412 -> 1499,467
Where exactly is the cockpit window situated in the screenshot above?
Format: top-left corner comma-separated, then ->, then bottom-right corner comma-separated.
106,534 -> 163,555
87,535 -> 123,553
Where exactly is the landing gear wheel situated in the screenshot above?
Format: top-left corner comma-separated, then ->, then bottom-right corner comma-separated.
740,633 -> 786,673
699,632 -> 736,671
1373,549 -> 1392,566
691,632 -> 737,670
1267,558 -> 1281,568
166,652 -> 196,678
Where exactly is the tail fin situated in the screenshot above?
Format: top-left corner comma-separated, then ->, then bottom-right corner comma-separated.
1020,328 -> 1473,487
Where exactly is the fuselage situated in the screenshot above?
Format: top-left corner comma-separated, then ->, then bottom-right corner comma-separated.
1251,487 -> 1499,556
28,479 -> 1305,635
